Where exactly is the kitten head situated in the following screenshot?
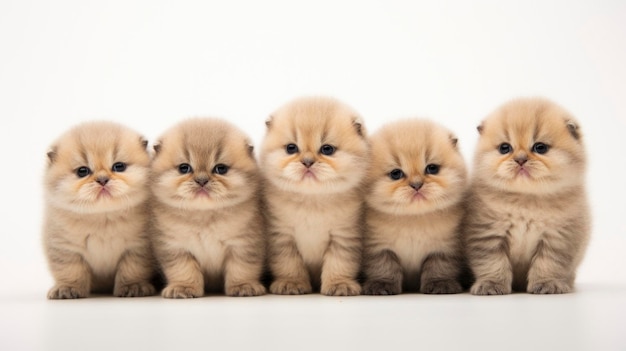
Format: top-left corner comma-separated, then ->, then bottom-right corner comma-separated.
45,121 -> 150,214
151,118 -> 258,210
260,97 -> 368,195
474,97 -> 586,194
366,119 -> 467,215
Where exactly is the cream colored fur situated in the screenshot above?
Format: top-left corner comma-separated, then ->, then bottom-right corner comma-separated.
463,97 -> 590,294
43,121 -> 155,299
363,119 -> 467,294
151,118 -> 266,298
261,97 -> 368,296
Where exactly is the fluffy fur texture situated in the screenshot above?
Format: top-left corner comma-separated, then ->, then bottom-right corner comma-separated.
362,119 -> 467,295
463,97 -> 590,295
43,121 -> 156,299
261,97 -> 368,296
151,118 -> 266,298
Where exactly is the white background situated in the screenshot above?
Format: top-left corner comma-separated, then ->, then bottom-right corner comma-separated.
1,1 -> 625,350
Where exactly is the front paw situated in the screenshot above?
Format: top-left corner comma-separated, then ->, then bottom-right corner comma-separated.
470,280 -> 511,295
321,280 -> 361,296
528,280 -> 572,294
114,282 -> 156,297
47,285 -> 88,299
362,280 -> 401,295
162,284 -> 203,298
270,279 -> 312,295
226,282 -> 267,297
421,279 -> 463,294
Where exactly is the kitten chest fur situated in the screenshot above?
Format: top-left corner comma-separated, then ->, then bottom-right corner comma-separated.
155,205 -> 256,276
368,208 -> 460,275
270,192 -> 361,269
46,206 -> 147,278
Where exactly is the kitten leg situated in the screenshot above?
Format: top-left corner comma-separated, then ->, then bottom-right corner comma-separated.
527,235 -> 577,294
466,234 -> 513,295
160,252 -> 204,298
420,252 -> 463,294
47,248 -> 91,299
320,233 -> 362,296
113,248 -> 156,297
223,237 -> 266,297
269,232 -> 312,295
362,249 -> 402,295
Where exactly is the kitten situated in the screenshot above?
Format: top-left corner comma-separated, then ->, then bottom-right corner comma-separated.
362,119 -> 467,295
261,97 -> 368,296
463,97 -> 590,295
151,118 -> 266,298
43,121 -> 156,299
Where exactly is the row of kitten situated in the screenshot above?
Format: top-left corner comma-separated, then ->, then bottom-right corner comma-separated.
43,96 -> 590,299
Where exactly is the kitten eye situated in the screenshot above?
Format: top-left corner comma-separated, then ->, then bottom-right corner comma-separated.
532,142 -> 549,154
112,162 -> 127,172
178,163 -> 193,174
285,143 -> 299,155
320,144 -> 336,156
76,167 -> 91,178
425,164 -> 440,175
498,143 -> 512,154
389,169 -> 405,180
213,164 -> 229,175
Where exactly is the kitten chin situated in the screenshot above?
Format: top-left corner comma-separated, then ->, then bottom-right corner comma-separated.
43,121 -> 156,299
463,97 -> 590,295
261,96 -> 368,296
151,118 -> 266,298
362,119 -> 467,295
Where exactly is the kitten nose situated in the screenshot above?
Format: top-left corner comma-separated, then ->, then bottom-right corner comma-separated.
195,177 -> 209,186
514,156 -> 528,165
96,177 -> 109,186
301,158 -> 315,168
410,182 -> 423,191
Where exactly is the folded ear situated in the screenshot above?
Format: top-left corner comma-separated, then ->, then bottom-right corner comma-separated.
449,134 -> 459,148
566,120 -> 580,140
352,116 -> 365,137
153,142 -> 162,154
47,147 -> 57,164
476,122 -> 484,134
245,139 -> 255,158
265,115 -> 273,129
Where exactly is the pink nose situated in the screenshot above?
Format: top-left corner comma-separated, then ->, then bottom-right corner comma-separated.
515,157 -> 527,166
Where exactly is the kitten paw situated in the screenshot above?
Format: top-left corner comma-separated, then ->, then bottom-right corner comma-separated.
270,280 -> 312,295
47,285 -> 88,299
226,282 -> 267,297
321,280 -> 361,296
528,280 -> 572,294
362,281 -> 401,295
470,280 -> 511,295
161,285 -> 203,298
114,282 -> 156,297
421,280 -> 463,294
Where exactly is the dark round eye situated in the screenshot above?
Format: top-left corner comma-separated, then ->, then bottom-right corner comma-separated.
389,169 -> 405,180
320,144 -> 336,156
532,142 -> 549,155
112,162 -> 127,172
76,166 -> 91,178
178,163 -> 193,174
286,143 -> 299,155
213,164 -> 229,175
425,164 -> 440,175
498,143 -> 512,154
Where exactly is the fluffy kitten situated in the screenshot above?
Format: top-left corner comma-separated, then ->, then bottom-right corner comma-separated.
362,119 -> 467,295
43,121 -> 156,299
151,118 -> 266,298
261,97 -> 368,296
463,97 -> 590,295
